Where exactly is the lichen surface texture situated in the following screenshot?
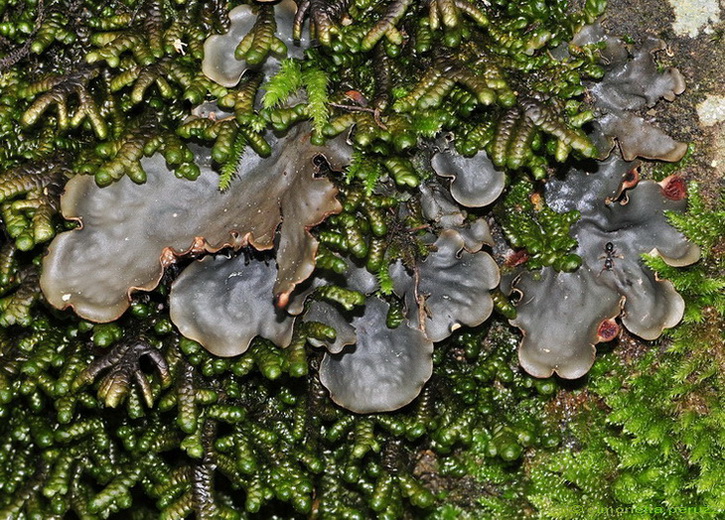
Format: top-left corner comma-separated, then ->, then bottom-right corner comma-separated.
0,0 -> 724,518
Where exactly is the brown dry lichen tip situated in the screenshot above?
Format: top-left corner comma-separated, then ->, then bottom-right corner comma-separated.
40,124 -> 350,323
510,155 -> 700,379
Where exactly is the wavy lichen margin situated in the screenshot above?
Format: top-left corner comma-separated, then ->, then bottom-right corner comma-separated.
41,125 -> 350,322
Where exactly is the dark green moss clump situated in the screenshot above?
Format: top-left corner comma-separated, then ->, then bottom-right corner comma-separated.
0,282 -> 561,518
496,179 -> 581,273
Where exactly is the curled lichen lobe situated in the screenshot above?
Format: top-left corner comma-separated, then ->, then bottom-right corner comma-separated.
509,155 -> 700,379
596,318 -> 620,342
660,175 -> 688,201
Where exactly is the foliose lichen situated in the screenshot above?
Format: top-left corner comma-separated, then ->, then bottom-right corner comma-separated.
1,0 -> 720,518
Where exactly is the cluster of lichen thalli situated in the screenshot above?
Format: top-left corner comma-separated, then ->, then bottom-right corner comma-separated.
1,0 -> 723,518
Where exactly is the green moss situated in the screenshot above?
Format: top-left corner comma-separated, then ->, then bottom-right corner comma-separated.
497,179 -> 581,272
1,0 -> 721,518
511,184 -> 725,519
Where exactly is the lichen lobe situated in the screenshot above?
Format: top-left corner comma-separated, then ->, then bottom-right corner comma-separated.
510,154 -> 700,379
169,254 -> 295,357
41,126 -> 349,322
575,23 -> 689,162
391,228 -> 500,343
319,297 -> 434,414
202,0 -> 305,87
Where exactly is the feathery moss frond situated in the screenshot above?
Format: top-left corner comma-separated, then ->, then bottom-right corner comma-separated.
218,132 -> 247,192
262,59 -> 303,109
302,65 -> 330,136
